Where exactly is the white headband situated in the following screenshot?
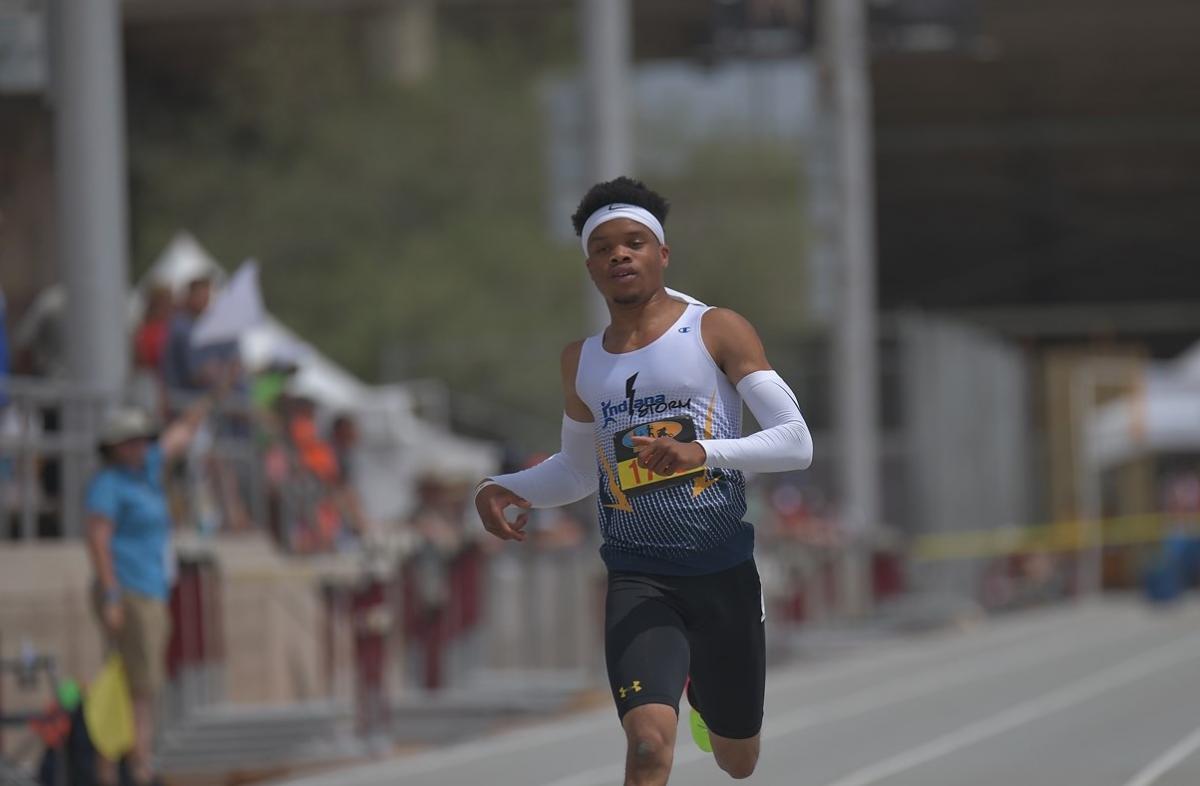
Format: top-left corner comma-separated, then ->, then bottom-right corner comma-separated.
580,203 -> 665,254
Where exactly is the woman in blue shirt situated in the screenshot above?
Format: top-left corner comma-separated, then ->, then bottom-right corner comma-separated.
86,399 -> 211,786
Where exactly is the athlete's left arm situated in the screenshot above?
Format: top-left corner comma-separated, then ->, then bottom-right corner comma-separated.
632,308 -> 813,474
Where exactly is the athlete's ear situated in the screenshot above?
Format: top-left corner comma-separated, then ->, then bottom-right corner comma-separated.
660,243 -> 670,269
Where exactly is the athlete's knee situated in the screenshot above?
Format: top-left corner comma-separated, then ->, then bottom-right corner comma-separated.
622,707 -> 675,778
627,728 -> 673,770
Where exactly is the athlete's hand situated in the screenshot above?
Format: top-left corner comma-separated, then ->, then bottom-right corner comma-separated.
631,436 -> 707,476
475,484 -> 531,542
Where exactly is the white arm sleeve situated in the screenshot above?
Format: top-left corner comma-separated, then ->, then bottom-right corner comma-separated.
695,370 -> 813,473
477,414 -> 596,508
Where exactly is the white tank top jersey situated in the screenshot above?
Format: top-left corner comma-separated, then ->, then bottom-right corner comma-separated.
576,303 -> 753,575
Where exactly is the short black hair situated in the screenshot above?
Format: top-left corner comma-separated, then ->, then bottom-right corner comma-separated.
570,176 -> 670,237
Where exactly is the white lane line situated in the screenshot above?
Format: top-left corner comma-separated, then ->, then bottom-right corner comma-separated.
541,609 -> 1149,786
1124,724 -> 1200,786
761,599 -> 1118,696
274,602 -> 1117,786
267,709 -> 616,786
815,632 -> 1200,786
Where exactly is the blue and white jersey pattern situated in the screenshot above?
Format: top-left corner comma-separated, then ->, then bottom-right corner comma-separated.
576,303 -> 751,575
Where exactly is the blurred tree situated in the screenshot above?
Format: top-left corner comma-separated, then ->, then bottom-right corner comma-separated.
128,13 -> 583,446
127,12 -> 810,450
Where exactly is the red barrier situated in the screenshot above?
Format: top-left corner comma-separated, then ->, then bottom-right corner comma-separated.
166,556 -> 223,681
351,580 -> 389,734
399,547 -> 485,691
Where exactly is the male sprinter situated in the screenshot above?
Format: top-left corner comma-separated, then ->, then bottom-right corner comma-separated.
475,177 -> 812,785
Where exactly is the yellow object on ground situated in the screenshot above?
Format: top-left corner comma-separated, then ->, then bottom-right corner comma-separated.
84,654 -> 135,761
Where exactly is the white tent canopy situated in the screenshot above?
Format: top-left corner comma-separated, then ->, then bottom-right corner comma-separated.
241,316 -> 370,410
143,231 -> 227,294
1087,352 -> 1200,470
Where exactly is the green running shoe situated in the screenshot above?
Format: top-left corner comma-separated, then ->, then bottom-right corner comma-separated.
685,679 -> 711,753
689,707 -> 713,753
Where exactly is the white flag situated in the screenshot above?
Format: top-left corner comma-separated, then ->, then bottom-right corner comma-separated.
191,261 -> 266,347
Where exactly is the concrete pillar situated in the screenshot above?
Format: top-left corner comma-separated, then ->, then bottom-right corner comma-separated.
52,0 -> 130,396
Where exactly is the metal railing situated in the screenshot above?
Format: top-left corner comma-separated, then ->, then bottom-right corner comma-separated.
0,376 -> 109,540
0,375 -> 272,544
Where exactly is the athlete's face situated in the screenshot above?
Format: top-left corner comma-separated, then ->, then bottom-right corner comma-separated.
583,218 -> 669,306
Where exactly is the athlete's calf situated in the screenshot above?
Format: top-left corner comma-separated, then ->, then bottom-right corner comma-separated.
712,732 -> 760,779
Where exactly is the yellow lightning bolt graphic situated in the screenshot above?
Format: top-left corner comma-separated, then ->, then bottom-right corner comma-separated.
692,389 -> 722,498
597,445 -> 634,512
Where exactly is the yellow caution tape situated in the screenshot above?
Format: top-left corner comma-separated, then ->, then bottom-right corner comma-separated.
911,513 -> 1200,562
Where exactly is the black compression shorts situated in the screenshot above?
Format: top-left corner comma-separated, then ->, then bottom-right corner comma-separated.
604,557 -> 766,740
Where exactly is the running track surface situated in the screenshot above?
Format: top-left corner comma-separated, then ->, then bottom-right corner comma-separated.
276,598 -> 1200,786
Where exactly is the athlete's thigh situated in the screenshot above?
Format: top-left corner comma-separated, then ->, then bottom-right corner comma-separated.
686,559 -> 766,740
605,572 -> 690,721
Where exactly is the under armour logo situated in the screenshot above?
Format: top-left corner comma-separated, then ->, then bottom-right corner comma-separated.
678,327 -> 691,333
618,680 -> 643,700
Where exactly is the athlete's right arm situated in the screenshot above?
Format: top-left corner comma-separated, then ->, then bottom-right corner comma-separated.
474,341 -> 596,542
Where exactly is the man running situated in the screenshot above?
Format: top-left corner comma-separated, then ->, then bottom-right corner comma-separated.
475,176 -> 813,785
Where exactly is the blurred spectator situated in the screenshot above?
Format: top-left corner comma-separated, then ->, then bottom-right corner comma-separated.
162,276 -> 253,533
280,396 -> 348,551
134,285 -> 173,374
0,286 -> 10,524
289,397 -> 339,483
0,284 -> 9,408
163,275 -> 245,401
330,412 -> 372,538
330,413 -> 358,486
254,367 -> 299,545
1164,471 -> 1200,534
406,475 -> 466,689
162,276 -> 213,395
251,358 -> 299,414
11,286 -> 65,378
527,507 -> 585,550
769,482 -> 840,547
84,397 -> 213,786
410,475 -> 468,555
130,284 -> 173,418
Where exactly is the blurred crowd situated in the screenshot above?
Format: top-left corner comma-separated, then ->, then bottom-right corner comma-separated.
0,273 -> 609,572
3,274 -> 377,555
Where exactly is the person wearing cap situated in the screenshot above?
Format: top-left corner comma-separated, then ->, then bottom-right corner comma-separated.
85,396 -> 213,786
474,177 -> 813,785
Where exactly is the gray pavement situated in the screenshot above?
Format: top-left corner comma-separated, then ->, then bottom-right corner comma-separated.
274,597 -> 1200,786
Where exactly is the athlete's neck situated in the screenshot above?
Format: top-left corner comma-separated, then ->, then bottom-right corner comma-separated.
602,288 -> 687,353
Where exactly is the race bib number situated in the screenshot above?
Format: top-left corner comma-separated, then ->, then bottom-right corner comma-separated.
613,416 -> 704,495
